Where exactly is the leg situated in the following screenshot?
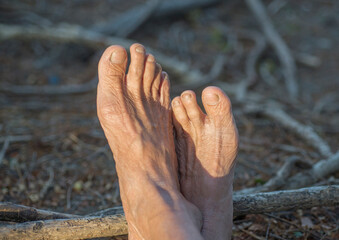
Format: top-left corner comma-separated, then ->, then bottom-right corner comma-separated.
97,44 -> 203,240
172,87 -> 238,240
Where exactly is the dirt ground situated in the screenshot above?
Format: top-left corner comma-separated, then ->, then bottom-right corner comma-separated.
0,0 -> 338,239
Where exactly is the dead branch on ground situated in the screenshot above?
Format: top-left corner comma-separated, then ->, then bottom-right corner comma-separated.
153,0 -> 222,18
0,186 -> 338,239
91,0 -> 222,36
0,203 -> 79,222
0,24 -> 203,95
0,214 -> 127,240
245,0 -> 298,99
0,135 -> 33,143
237,156 -> 309,194
250,103 -> 333,157
91,0 -> 160,36
284,151 -> 339,189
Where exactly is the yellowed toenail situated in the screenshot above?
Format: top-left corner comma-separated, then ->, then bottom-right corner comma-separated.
204,94 -> 219,105
182,93 -> 192,100
135,46 -> 145,53
172,100 -> 180,107
110,50 -> 125,64
147,55 -> 155,62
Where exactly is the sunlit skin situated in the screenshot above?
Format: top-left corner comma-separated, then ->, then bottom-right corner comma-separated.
97,43 -> 238,239
172,88 -> 238,240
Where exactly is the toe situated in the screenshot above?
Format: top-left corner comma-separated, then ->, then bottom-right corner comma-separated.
160,72 -> 170,108
143,54 -> 156,98
151,63 -> 162,101
202,86 -> 233,126
98,45 -> 127,92
127,43 -> 146,95
172,97 -> 190,131
180,90 -> 204,129
97,45 -> 128,123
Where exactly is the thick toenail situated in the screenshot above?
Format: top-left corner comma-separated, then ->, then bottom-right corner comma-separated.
172,100 -> 180,107
136,46 -> 145,53
182,93 -> 192,101
204,94 -> 219,105
110,50 -> 125,64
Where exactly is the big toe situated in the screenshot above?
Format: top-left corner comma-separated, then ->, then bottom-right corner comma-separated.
97,45 -> 127,124
202,86 -> 233,126
98,45 -> 127,93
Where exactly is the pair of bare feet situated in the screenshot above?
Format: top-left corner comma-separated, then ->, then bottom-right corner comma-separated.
97,43 -> 238,240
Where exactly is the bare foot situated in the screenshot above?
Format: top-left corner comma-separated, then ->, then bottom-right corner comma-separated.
172,87 -> 238,240
97,44 -> 203,240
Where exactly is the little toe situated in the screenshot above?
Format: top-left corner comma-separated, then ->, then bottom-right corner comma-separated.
180,90 -> 204,129
172,97 -> 190,131
143,54 -> 156,98
127,43 -> 146,95
160,72 -> 170,109
151,63 -> 162,101
202,86 -> 233,126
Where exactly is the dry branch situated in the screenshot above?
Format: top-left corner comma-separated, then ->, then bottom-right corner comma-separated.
0,24 -> 203,94
91,0 -> 222,36
0,203 -> 79,222
284,151 -> 339,189
153,0 -> 222,18
0,215 -> 127,240
91,0 -> 160,36
0,186 -> 338,239
0,135 -> 32,143
233,185 -> 338,215
259,104 -> 333,157
245,0 -> 298,99
237,156 -> 310,194
171,54 -> 226,94
0,77 -> 98,95
0,138 -> 10,165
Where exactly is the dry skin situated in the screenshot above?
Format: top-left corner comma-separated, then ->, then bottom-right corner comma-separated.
0,0 -> 338,239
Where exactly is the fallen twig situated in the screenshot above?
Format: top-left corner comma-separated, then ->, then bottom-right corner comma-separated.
0,135 -> 32,143
259,104 -> 333,157
39,168 -> 54,200
0,186 -> 338,239
0,77 -> 98,95
153,0 -> 222,18
0,138 -> 10,165
0,214 -> 127,240
284,151 -> 339,189
0,24 -> 203,94
237,156 -> 309,194
171,54 -> 226,93
245,0 -> 298,99
91,0 -> 160,37
91,0 -> 222,36
214,25 -> 267,100
0,203 -> 79,222
244,102 -> 332,157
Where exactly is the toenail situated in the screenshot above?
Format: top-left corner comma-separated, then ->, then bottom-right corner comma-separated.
182,93 -> 192,101
110,50 -> 125,64
162,72 -> 168,79
135,46 -> 145,53
204,93 -> 220,105
147,55 -> 155,62
172,100 -> 180,107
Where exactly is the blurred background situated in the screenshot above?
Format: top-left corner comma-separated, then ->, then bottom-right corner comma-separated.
0,0 -> 338,239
